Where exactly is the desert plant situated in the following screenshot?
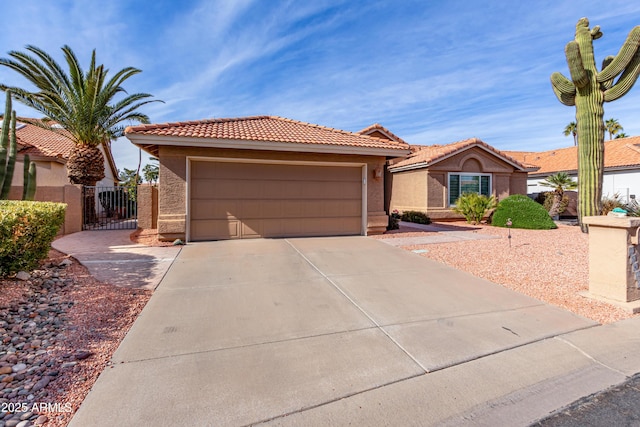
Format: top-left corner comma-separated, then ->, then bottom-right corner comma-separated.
551,18 -> 640,231
539,192 -> 570,216
0,92 -> 36,200
626,198 -> 640,217
0,200 -> 66,276
452,192 -> 496,225
400,210 -> 431,225
492,195 -> 557,230
601,193 -> 626,215
538,172 -> 577,217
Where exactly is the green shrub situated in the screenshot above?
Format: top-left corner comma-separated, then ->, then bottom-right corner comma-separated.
0,200 -> 66,276
400,210 -> 431,225
452,193 -> 497,224
387,209 -> 401,230
491,194 -> 557,230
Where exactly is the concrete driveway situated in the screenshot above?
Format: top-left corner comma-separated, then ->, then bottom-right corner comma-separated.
69,236 -> 636,426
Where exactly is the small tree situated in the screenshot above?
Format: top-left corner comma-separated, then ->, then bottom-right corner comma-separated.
605,118 -> 623,140
563,121 -> 578,146
452,193 -> 497,225
539,172 -> 577,218
142,157 -> 159,185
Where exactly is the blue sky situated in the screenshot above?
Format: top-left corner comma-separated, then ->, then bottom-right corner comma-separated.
1,0 -> 640,172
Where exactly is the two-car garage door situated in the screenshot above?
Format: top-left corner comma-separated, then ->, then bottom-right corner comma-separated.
189,160 -> 364,241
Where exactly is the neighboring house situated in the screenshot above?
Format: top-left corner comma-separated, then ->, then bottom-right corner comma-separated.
386,138 -> 532,220
1,118 -> 118,233
504,136 -> 640,203
125,116 -> 410,242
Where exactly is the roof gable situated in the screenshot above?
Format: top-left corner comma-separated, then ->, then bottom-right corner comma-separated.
388,138 -> 530,172
125,116 -> 410,157
356,123 -> 407,144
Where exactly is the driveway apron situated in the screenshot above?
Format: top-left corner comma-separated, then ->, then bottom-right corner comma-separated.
68,236 -> 599,426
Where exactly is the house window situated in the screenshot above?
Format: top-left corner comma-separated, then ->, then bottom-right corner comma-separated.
448,173 -> 491,206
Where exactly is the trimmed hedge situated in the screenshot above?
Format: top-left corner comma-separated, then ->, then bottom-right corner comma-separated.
491,194 -> 557,230
0,200 -> 66,276
400,210 -> 431,225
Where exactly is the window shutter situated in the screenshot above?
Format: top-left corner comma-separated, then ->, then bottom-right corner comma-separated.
449,174 -> 460,205
481,176 -> 490,196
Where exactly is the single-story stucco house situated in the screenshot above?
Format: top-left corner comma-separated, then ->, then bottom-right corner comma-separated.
505,136 -> 640,204
1,118 -> 118,233
387,138 -> 532,220
125,116 -> 411,241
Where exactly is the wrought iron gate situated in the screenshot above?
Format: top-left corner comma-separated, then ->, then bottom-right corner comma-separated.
82,186 -> 137,230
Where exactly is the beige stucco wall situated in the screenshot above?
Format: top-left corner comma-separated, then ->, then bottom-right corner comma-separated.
7,184 -> 82,235
12,159 -> 68,187
388,169 -> 426,212
156,146 -> 388,240
390,147 -> 527,220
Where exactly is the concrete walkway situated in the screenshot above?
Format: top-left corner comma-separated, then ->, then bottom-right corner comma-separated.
52,230 -> 182,290
378,221 -> 500,246
65,236 -> 640,426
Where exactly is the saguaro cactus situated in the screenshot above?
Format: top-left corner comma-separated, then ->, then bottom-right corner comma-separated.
0,92 -> 37,200
551,18 -> 640,232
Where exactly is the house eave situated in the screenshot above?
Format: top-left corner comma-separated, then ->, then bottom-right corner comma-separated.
126,134 -> 411,158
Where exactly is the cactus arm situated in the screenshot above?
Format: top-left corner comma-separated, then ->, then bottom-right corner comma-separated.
598,26 -> 640,82
23,155 -> 36,201
604,50 -> 640,102
0,92 -> 11,190
551,72 -> 576,106
600,56 -> 616,90
566,41 -> 589,88
0,111 -> 17,199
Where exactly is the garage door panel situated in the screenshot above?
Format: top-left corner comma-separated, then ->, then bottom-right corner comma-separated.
190,161 -> 363,240
191,199 -> 239,220
191,219 -> 240,240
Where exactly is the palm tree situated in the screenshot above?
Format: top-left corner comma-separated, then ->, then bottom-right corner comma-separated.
0,45 -> 160,186
605,118 -> 623,140
615,132 -> 629,139
563,121 -> 577,146
539,172 -> 578,218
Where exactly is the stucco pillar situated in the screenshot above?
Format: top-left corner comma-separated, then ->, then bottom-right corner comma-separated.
583,216 -> 640,305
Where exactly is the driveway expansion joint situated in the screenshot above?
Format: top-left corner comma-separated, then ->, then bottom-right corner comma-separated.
554,335 -> 630,378
284,238 -> 429,373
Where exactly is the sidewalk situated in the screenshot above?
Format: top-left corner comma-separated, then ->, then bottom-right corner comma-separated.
378,221 -> 500,246
52,229 -> 182,290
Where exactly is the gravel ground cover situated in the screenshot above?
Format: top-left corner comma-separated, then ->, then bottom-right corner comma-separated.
373,222 -> 636,325
0,250 -> 150,427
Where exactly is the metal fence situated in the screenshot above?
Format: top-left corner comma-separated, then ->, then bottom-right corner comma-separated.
82,186 -> 137,230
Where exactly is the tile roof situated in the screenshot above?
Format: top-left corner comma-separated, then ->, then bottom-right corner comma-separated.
503,136 -> 640,176
125,116 -> 409,151
356,123 -> 407,144
388,137 -> 530,171
11,119 -> 75,159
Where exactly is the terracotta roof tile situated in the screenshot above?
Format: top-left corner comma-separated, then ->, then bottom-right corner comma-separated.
125,116 -> 409,151
9,119 -> 75,159
389,138 -> 529,171
503,136 -> 640,175
356,123 -> 407,144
